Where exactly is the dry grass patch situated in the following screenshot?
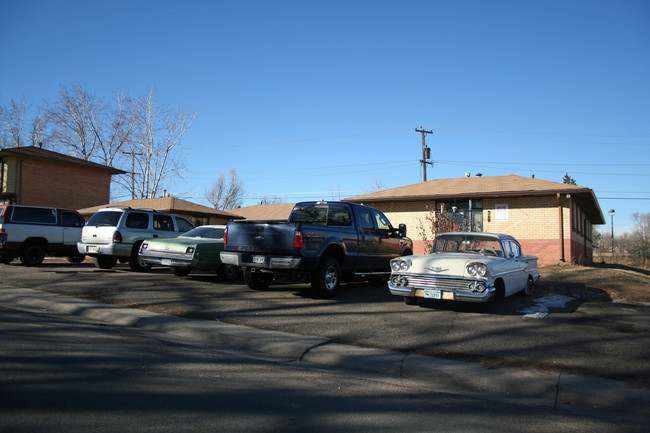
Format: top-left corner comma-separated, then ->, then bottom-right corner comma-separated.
535,263 -> 650,305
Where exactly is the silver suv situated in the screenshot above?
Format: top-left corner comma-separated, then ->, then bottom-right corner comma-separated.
78,207 -> 195,271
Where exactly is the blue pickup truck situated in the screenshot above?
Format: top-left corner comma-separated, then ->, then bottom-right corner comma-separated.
220,201 -> 413,297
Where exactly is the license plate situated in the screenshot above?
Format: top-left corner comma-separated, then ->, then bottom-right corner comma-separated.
424,289 -> 442,299
253,255 -> 265,264
87,246 -> 99,253
161,259 -> 172,266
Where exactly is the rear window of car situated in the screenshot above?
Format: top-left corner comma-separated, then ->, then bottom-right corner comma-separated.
10,206 -> 57,224
181,226 -> 223,239
289,204 -> 352,226
87,211 -> 123,227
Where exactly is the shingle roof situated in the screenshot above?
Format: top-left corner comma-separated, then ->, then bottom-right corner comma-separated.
77,197 -> 243,219
229,203 -> 296,220
0,145 -> 126,174
346,174 -> 605,224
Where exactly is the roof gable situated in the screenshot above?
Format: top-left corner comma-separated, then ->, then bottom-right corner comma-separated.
229,203 -> 296,220
77,197 -> 242,219
0,146 -> 125,174
346,174 -> 605,224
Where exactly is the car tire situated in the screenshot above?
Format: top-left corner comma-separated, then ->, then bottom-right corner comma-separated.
519,277 -> 533,296
19,242 -> 46,266
67,254 -> 86,263
311,257 -> 341,298
243,268 -> 273,290
171,266 -> 191,277
93,256 -> 117,269
129,243 -> 152,272
404,296 -> 419,305
479,295 -> 495,313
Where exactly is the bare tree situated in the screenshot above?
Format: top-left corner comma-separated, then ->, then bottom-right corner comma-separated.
259,195 -> 283,205
0,97 -> 27,147
99,89 -> 137,166
417,204 -> 467,253
29,106 -> 49,147
124,86 -> 197,199
204,168 -> 244,210
47,84 -> 104,160
366,176 -> 385,193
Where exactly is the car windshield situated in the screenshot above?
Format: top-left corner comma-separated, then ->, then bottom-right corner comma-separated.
180,226 -> 224,239
432,234 -> 503,256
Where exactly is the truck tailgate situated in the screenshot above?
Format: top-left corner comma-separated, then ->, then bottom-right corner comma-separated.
225,221 -> 298,255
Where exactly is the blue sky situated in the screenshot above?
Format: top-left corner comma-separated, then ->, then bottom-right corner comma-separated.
1,0 -> 649,233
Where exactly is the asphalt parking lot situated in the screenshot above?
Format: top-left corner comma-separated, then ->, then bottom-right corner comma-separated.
1,259 -> 649,390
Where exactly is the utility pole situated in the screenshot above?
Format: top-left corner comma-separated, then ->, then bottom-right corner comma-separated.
415,127 -> 433,181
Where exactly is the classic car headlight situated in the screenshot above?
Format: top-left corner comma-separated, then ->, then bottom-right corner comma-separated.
391,258 -> 411,272
466,262 -> 487,277
186,246 -> 195,254
141,243 -> 148,251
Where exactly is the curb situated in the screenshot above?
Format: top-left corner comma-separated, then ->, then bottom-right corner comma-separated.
2,286 -> 649,418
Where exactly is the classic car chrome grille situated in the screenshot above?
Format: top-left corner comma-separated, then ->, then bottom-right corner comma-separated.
403,275 -> 475,293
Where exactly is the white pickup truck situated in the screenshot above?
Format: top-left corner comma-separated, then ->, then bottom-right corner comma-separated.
0,204 -> 86,266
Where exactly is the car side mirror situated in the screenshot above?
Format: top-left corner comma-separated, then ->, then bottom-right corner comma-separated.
398,223 -> 407,238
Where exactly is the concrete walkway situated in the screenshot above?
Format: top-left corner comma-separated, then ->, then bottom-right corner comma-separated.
1,285 -> 649,419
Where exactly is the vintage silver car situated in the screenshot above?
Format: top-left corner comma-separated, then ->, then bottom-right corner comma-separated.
388,232 -> 539,310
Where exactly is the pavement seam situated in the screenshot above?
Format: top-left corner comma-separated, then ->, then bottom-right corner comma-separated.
296,340 -> 333,362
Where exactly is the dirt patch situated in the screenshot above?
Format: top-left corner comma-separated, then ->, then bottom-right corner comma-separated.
534,263 -> 650,305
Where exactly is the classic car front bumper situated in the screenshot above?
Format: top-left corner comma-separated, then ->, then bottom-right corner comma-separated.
388,273 -> 495,303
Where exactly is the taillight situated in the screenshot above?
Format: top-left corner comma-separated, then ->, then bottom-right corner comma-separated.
113,231 -> 123,243
223,226 -> 228,245
293,230 -> 304,249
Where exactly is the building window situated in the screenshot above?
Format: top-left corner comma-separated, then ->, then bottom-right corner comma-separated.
436,199 -> 483,232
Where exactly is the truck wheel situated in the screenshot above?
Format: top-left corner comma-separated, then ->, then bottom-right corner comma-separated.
171,266 -> 191,277
19,242 -> 46,266
0,253 -> 13,264
244,268 -> 273,290
311,257 -> 341,298
129,242 -> 152,272
218,264 -> 240,281
93,256 -> 117,269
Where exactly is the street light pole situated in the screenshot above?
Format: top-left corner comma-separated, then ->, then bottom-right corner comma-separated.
608,209 -> 615,257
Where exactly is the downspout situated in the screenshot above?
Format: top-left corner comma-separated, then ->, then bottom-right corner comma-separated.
557,193 -> 565,262
17,156 -> 26,205
583,217 -> 588,261
0,157 -> 5,197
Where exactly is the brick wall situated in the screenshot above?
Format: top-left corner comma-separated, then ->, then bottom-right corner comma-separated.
18,158 -> 112,209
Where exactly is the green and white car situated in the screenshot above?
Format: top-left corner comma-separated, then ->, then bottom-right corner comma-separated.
139,225 -> 239,280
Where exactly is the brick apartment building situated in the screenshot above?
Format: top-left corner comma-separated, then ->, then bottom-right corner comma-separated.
345,174 -> 605,264
0,146 -> 125,210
